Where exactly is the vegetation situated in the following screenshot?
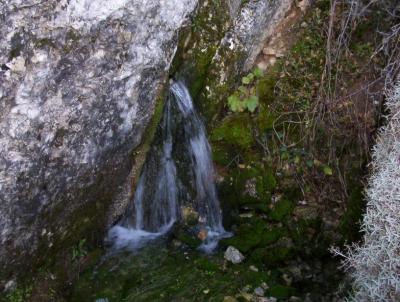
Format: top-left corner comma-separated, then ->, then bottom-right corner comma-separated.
227,69 -> 262,113
210,0 -> 399,300
333,81 -> 400,301
71,239 -> 88,261
2,0 -> 398,301
5,287 -> 31,302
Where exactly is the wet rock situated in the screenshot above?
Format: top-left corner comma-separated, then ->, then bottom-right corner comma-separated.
283,273 -> 293,286
244,178 -> 258,198
239,292 -> 254,301
197,229 -> 208,241
4,279 -> 17,292
258,298 -> 277,302
224,246 -> 245,264
254,287 -> 265,296
181,206 -> 200,227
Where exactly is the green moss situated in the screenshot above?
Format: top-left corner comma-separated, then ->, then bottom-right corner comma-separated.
211,115 -> 254,149
34,38 -> 56,49
70,244 -> 278,302
259,227 -> 286,246
212,144 -> 231,165
9,46 -> 23,60
256,167 -> 277,197
267,285 -> 296,298
221,217 -> 268,253
256,106 -> 276,132
3,287 -> 32,302
257,74 -> 277,105
251,246 -> 294,266
174,228 -> 202,249
222,228 -> 262,253
170,0 -> 232,118
130,89 -> 166,189
194,257 -> 220,272
218,180 -> 241,208
269,199 -> 294,222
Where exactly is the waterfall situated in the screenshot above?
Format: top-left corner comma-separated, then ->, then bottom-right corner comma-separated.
108,81 -> 230,252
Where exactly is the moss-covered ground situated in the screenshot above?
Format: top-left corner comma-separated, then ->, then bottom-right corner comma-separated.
68,242 -> 298,302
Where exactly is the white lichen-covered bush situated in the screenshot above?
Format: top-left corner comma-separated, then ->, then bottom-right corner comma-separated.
338,80 -> 400,301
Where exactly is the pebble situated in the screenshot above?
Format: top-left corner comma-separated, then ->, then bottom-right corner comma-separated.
257,297 -> 277,302
254,287 -> 265,296
224,246 -> 245,264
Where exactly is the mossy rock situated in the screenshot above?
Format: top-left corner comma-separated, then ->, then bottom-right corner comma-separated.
211,115 -> 254,149
231,165 -> 275,203
242,203 -> 270,214
269,199 -> 294,222
256,106 -> 277,133
256,166 -> 277,197
221,217 -> 268,253
222,229 -> 262,253
251,246 -> 294,266
212,144 -> 232,166
221,218 -> 285,254
289,218 -> 322,248
218,184 -> 240,209
173,227 -> 202,249
194,257 -> 220,272
257,74 -> 278,105
266,285 -> 296,298
259,227 -> 287,246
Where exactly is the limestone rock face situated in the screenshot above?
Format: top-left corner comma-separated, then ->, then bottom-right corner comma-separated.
0,0 -> 197,279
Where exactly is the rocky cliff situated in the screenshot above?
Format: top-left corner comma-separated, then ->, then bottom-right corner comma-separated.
0,0 -> 295,284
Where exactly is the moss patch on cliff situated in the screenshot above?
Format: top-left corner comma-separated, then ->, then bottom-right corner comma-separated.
170,0 -> 231,101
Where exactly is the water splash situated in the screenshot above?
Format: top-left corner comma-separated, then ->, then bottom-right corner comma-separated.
108,81 -> 230,252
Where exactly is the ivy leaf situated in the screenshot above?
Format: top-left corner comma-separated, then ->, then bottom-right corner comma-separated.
228,95 -> 242,112
247,73 -> 255,81
238,86 -> 248,94
253,67 -> 264,78
245,95 -> 259,112
306,160 -> 314,168
323,166 -> 333,176
313,159 -> 322,167
242,76 -> 251,85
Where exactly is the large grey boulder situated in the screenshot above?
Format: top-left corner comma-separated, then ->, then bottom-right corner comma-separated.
0,0 -> 197,280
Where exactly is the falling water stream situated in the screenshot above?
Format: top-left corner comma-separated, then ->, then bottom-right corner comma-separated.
108,81 -> 230,252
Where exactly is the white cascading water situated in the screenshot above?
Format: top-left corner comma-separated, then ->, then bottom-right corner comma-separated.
108,81 -> 229,252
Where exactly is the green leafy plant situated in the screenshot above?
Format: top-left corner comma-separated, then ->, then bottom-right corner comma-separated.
72,239 -> 88,261
6,287 -> 32,302
228,68 -> 263,113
